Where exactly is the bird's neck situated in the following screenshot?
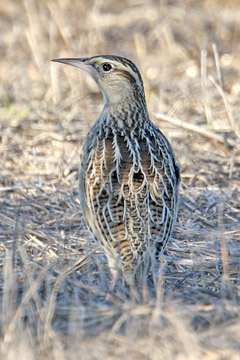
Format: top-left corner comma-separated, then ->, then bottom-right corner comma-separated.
100,91 -> 149,130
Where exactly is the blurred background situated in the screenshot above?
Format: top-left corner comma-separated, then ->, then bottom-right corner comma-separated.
1,0 -> 240,188
0,1 -> 240,359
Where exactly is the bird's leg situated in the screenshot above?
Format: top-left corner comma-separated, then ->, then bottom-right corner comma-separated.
105,268 -> 120,301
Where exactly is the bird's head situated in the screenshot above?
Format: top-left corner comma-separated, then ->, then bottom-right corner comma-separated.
52,55 -> 145,106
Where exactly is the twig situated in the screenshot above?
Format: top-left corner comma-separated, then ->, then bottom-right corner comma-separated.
201,50 -> 212,124
212,43 -> 224,90
218,200 -> 233,299
208,74 -> 240,139
154,112 -> 240,150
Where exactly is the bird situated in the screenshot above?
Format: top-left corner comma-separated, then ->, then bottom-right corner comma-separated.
52,55 -> 180,284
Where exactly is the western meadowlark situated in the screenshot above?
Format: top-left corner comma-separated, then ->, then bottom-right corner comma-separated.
52,55 -> 180,282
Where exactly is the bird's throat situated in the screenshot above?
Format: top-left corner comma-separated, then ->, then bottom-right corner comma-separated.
101,100 -> 148,130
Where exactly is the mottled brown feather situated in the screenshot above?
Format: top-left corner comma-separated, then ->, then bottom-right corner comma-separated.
69,55 -> 181,279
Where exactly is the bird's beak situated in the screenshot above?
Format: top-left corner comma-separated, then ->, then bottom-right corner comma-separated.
51,57 -> 92,73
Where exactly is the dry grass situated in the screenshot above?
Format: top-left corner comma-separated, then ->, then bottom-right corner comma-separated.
0,0 -> 240,359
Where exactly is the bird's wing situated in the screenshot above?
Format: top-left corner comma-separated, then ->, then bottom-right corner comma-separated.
139,125 -> 180,254
80,125 -> 180,268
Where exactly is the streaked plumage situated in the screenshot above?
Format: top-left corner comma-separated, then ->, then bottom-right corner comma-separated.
52,55 -> 180,280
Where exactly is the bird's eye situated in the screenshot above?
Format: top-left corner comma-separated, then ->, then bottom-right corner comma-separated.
102,63 -> 112,72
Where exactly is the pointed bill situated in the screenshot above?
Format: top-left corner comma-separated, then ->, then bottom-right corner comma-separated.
51,57 -> 92,72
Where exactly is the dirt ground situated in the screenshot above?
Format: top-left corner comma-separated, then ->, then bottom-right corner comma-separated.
0,1 -> 240,359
